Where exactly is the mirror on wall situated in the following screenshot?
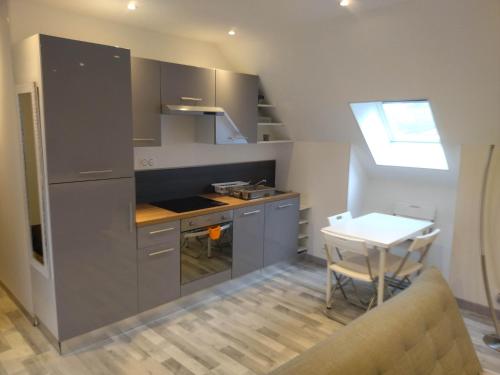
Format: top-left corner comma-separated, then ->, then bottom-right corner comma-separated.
17,88 -> 46,268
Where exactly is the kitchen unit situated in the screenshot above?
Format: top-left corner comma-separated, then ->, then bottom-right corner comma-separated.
132,58 -> 259,146
135,192 -> 301,302
14,33 -> 298,353
14,34 -> 137,346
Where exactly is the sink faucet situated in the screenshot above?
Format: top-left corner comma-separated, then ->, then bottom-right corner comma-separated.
254,179 -> 267,186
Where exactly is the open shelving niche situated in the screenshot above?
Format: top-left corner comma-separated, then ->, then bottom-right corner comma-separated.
256,89 -> 292,144
298,203 -> 311,254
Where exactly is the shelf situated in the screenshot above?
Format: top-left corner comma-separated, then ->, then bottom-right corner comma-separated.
299,204 -> 312,211
298,234 -> 309,240
258,124 -> 283,128
258,104 -> 275,108
297,246 -> 308,254
257,140 -> 293,144
299,219 -> 309,225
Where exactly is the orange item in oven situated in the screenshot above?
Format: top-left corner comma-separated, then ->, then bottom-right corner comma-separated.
208,226 -> 221,240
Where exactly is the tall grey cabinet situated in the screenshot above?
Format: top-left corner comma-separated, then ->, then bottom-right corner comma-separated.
15,34 -> 137,345
40,36 -> 134,184
49,179 -> 137,340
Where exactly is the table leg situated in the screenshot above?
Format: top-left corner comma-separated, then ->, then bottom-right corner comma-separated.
377,247 -> 386,306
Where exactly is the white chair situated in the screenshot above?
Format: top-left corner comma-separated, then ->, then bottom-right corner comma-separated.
393,202 -> 436,222
386,228 -> 440,291
322,230 -> 400,312
327,211 -> 352,226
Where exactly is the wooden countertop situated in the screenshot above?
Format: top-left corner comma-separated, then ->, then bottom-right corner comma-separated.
136,192 -> 300,227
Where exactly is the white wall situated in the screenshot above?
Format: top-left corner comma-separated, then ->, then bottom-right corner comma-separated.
347,146 -> 367,218
286,142 -> 350,258
0,0 -> 33,312
218,0 -> 500,145
450,144 -> 500,309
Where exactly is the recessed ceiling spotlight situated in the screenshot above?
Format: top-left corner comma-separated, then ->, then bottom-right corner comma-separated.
127,1 -> 137,10
228,29 -> 236,36
340,0 -> 349,6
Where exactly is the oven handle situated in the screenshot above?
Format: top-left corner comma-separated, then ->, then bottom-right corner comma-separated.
182,223 -> 231,239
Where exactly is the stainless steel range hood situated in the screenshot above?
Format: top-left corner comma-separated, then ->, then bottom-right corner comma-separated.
163,104 -> 225,116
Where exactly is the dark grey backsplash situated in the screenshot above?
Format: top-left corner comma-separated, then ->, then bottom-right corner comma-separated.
135,160 -> 276,203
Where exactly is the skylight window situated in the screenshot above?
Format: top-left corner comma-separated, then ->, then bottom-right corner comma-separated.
350,100 -> 448,170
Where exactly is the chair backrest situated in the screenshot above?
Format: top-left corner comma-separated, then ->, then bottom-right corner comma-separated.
327,211 -> 352,226
393,202 -> 436,221
322,230 -> 368,258
408,228 -> 440,255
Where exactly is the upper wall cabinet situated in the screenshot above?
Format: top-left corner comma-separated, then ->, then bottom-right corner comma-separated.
131,57 -> 161,147
215,70 -> 258,143
40,35 -> 134,183
161,62 -> 216,107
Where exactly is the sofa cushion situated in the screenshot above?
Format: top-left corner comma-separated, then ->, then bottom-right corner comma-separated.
270,269 -> 483,375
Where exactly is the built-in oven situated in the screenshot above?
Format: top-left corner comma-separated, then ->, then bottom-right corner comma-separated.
180,210 -> 233,295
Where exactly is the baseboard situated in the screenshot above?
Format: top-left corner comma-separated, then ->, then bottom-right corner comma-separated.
456,297 -> 500,320
303,253 -> 326,266
0,280 -> 35,324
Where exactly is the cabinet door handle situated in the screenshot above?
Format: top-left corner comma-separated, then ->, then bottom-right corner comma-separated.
181,97 -> 203,102
149,227 -> 175,235
277,203 -> 293,209
243,210 -> 261,216
133,138 -> 156,142
148,248 -> 175,257
79,169 -> 113,175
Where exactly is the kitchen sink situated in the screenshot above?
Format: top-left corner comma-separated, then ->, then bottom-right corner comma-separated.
231,184 -> 279,200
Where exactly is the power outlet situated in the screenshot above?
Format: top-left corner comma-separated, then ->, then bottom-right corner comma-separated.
139,158 -> 155,168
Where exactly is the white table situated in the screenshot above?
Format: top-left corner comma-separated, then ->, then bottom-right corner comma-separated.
321,213 -> 433,306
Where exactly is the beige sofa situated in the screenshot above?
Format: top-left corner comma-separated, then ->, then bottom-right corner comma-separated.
271,269 -> 497,375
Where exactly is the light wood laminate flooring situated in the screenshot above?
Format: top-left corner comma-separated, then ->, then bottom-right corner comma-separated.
0,261 -> 499,374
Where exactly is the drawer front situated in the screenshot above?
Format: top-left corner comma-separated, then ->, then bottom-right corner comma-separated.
138,244 -> 180,312
181,210 -> 233,231
138,220 -> 180,249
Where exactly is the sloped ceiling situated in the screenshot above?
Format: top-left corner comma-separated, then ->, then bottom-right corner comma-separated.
23,0 -> 500,147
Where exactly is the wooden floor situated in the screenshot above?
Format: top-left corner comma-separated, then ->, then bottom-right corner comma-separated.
0,261 -> 499,374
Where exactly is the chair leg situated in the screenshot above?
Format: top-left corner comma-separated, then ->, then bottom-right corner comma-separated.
326,269 -> 333,309
366,281 -> 379,311
334,273 -> 348,300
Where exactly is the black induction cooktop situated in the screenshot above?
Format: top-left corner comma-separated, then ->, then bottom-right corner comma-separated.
151,196 -> 228,213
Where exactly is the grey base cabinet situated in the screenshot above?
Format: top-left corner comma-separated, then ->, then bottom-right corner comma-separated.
264,197 -> 300,266
233,205 -> 265,278
49,178 -> 137,341
137,221 -> 181,312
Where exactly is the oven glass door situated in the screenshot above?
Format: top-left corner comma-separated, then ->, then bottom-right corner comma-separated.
181,222 -> 233,285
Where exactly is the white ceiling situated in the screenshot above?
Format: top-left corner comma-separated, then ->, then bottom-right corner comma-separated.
27,0 -> 412,43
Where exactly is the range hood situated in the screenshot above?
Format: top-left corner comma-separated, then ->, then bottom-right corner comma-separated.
163,104 -> 225,116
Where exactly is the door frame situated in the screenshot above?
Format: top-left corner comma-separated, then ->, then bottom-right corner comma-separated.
16,82 -> 52,279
